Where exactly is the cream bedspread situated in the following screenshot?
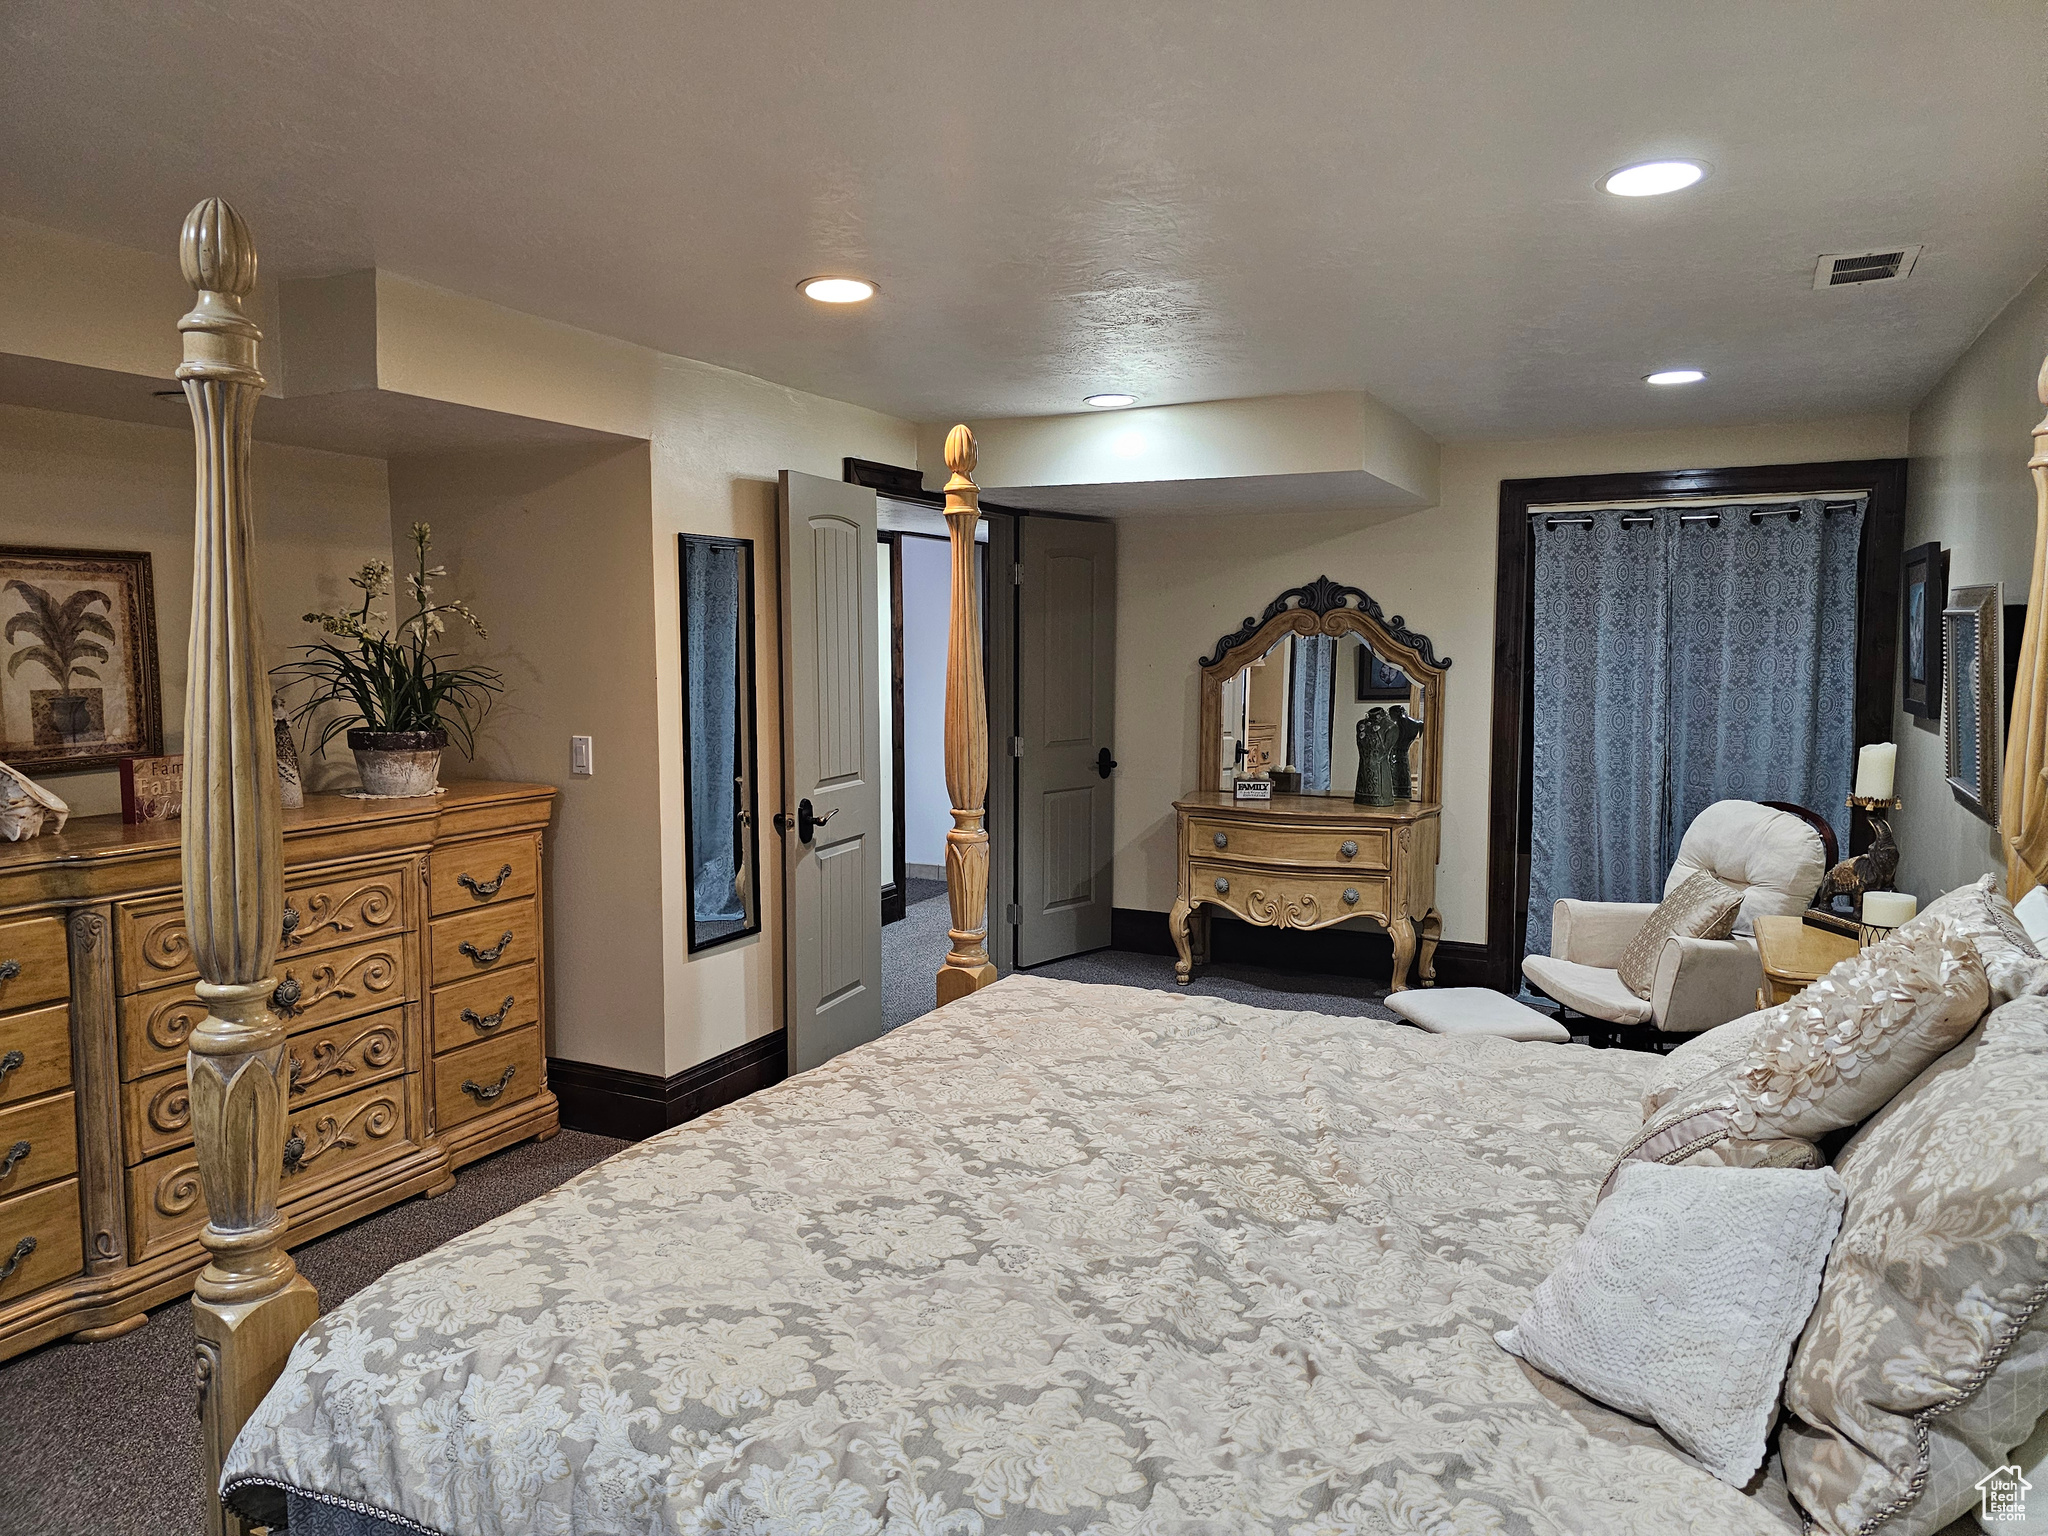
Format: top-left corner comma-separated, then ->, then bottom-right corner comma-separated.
225,975 -> 1801,1535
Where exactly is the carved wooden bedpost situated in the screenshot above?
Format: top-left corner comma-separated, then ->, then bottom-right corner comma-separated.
937,426 -> 998,1004
2004,353 -> 2048,901
177,198 -> 320,1536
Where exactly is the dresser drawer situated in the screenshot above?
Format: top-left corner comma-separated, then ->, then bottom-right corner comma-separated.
1186,818 -> 1391,871
430,900 -> 539,987
434,1024 -> 541,1134
431,963 -> 539,1056
121,1006 -> 410,1164
0,1091 -> 78,1199
126,1073 -> 416,1262
120,931 -> 414,1082
0,1002 -> 71,1108
0,1177 -> 83,1304
1190,860 -> 1392,929
0,916 -> 70,1013
430,833 -> 538,917
117,860 -> 414,994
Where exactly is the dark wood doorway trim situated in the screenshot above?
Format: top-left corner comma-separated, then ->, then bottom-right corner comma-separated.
1487,457 -> 1908,992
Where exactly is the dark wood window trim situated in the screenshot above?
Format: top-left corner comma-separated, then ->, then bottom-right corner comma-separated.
1487,458 -> 1908,992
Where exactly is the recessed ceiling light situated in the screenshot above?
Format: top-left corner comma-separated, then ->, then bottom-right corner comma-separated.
1602,160 -> 1707,197
799,276 -> 875,304
1645,368 -> 1707,386
1083,393 -> 1137,408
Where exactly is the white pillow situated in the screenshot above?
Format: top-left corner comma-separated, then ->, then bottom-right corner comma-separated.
1497,1160 -> 1845,1486
1979,1412 -> 2047,1533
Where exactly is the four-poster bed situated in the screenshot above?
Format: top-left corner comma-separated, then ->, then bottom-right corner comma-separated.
175,198 -> 2048,1536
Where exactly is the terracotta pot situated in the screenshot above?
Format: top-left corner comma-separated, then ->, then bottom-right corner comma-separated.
347,728 -> 447,798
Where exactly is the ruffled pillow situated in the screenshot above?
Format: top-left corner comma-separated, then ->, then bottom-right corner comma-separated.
1605,919 -> 1987,1196
1900,872 -> 2048,1004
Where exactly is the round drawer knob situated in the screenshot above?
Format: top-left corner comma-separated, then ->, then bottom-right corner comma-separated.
1213,832 -> 1228,849
1214,877 -> 1230,895
1339,840 -> 1358,859
1343,888 -> 1359,905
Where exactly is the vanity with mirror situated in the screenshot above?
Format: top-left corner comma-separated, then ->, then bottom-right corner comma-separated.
1174,577 -> 1449,991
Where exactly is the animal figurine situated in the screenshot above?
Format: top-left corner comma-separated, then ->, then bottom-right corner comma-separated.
1355,709 -> 1398,806
1813,811 -> 1901,917
1389,706 -> 1425,800
0,761 -> 68,840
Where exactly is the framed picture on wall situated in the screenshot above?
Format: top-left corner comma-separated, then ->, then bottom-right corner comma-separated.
0,546 -> 161,773
1943,582 -> 2002,825
1354,644 -> 1411,701
1902,540 -> 1947,719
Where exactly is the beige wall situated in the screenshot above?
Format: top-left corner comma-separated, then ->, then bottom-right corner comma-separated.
1892,266 -> 2048,902
1114,412 -> 1911,945
0,401 -> 391,817
389,443 -> 666,1075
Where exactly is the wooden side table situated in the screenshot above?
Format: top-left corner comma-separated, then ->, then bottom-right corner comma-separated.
1752,914 -> 1860,1008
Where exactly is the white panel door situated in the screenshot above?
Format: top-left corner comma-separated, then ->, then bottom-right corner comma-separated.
778,471 -> 884,1071
1017,516 -> 1116,965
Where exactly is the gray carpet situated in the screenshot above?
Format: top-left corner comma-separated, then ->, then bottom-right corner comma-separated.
1,1128 -> 625,1536
883,879 -> 1401,1027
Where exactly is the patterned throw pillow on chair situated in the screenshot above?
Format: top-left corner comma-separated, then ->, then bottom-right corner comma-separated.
1615,870 -> 1745,999
1604,918 -> 1988,1195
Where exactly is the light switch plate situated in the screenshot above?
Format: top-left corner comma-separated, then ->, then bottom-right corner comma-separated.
570,735 -> 593,776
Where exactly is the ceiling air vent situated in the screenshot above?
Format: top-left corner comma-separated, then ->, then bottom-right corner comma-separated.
1813,246 -> 1922,289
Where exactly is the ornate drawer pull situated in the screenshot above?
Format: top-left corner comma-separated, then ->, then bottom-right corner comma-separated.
1212,832 -> 1228,849
458,864 -> 514,899
0,1235 -> 34,1283
463,1065 -> 517,1102
1213,877 -> 1230,895
462,996 -> 516,1034
1343,888 -> 1360,905
0,960 -> 19,983
459,932 -> 515,965
271,974 -> 304,1018
0,1050 -> 21,1086
282,1130 -> 305,1175
280,900 -> 301,941
1340,840 -> 1358,859
0,1140 -> 26,1180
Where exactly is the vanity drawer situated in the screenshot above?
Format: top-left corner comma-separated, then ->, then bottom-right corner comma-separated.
127,1074 -> 416,1262
119,931 -> 414,1081
0,1091 -> 79,1198
430,900 -> 539,987
0,916 -> 71,1013
1190,861 -> 1392,928
430,834 -> 538,916
431,963 -> 539,1056
0,1003 -> 71,1108
0,1177 -> 83,1304
1186,818 -> 1392,871
117,860 -> 414,993
434,1024 -> 541,1134
121,1006 -> 409,1163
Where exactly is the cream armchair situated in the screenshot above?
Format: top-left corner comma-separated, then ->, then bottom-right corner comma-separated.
1523,800 -> 1832,1039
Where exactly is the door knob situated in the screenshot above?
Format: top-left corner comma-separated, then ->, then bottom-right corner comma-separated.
1096,747 -> 1118,779
795,799 -> 838,844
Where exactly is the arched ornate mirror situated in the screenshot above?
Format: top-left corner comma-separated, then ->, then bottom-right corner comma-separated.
1197,577 -> 1451,804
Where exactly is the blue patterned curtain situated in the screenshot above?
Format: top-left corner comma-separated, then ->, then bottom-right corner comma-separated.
686,539 -> 745,923
1528,512 -> 1671,958
1526,500 -> 1863,957
1290,636 -> 1335,791
1665,500 -> 1864,864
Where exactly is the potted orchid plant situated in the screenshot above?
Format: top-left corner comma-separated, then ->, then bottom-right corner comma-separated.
274,523 -> 502,797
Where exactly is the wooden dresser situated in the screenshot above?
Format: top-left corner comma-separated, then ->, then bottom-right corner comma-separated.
0,779 -> 559,1363
1169,792 -> 1442,991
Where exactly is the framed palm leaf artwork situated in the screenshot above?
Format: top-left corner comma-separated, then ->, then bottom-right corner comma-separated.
0,546 -> 162,772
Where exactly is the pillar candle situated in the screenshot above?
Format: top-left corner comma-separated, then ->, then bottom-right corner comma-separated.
1862,890 -> 1917,927
1854,742 -> 1898,800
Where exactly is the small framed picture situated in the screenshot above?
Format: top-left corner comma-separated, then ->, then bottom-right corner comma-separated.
1355,645 -> 1411,701
1943,583 -> 2002,824
1902,541 -> 1947,719
0,546 -> 162,772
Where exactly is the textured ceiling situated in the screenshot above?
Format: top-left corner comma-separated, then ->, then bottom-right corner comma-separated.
2,1 -> 2044,440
